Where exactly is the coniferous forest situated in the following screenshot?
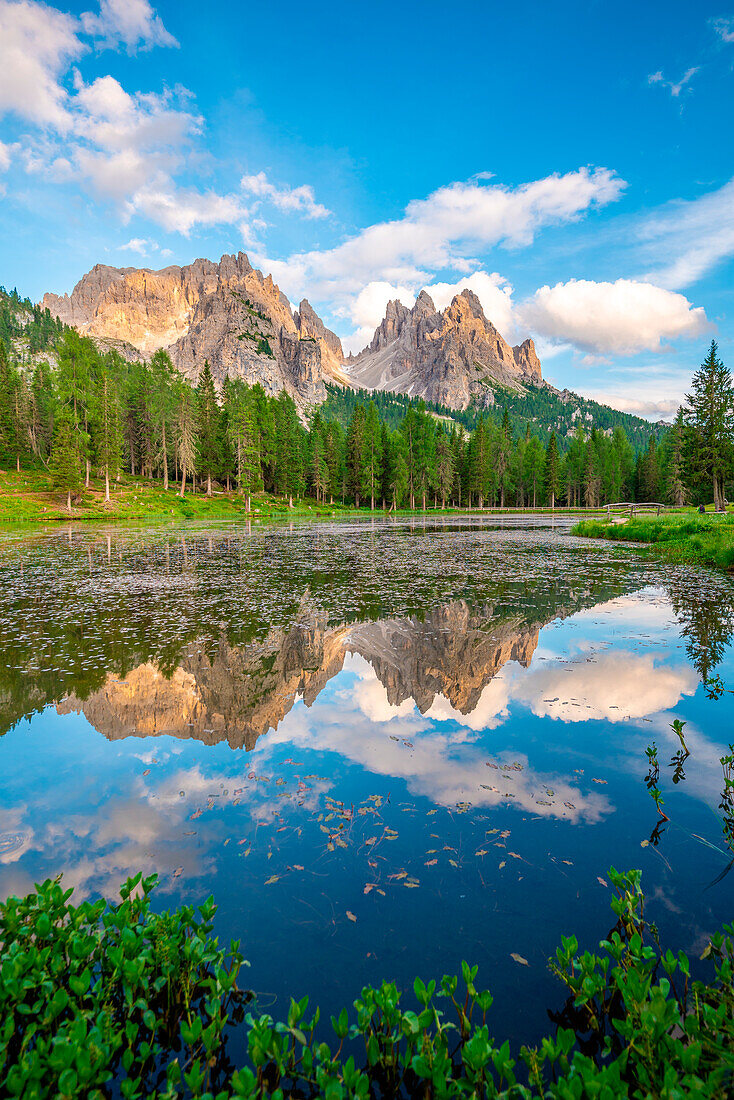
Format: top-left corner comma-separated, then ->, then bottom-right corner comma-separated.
0,287 -> 731,513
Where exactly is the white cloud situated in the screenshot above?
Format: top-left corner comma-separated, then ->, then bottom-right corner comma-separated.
256,167 -> 626,306
0,0 -> 84,130
517,650 -> 697,723
81,0 -> 177,52
119,236 -> 151,253
127,186 -> 249,235
640,178 -> 734,288
647,67 -> 699,97
519,278 -> 708,355
0,140 -> 13,171
426,271 -> 517,338
711,15 -> 734,43
241,170 -> 330,219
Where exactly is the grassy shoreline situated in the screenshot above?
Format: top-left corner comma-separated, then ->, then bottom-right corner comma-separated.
572,511 -> 734,570
0,469 -> 608,524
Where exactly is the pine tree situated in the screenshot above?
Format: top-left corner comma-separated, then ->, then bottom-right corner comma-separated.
49,416 -> 81,513
175,383 -> 198,498
544,433 -> 560,508
196,362 -> 221,496
346,404 -> 368,507
435,433 -> 454,508
150,350 -> 176,490
94,363 -> 123,502
664,409 -> 688,506
683,341 -> 734,509
363,402 -> 383,509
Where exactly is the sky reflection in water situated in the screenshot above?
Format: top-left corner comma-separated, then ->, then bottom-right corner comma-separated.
0,516 -> 733,1045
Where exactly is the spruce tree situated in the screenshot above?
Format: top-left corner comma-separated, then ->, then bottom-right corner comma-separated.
49,416 -> 81,513
94,363 -> 123,502
196,362 -> 221,496
683,341 -> 734,509
544,433 -> 560,508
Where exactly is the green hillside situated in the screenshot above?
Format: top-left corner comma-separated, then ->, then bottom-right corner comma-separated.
320,379 -> 664,453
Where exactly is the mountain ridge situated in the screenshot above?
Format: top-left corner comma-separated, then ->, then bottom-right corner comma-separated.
346,288 -> 542,409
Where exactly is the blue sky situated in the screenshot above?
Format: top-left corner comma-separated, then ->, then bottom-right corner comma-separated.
0,0 -> 733,418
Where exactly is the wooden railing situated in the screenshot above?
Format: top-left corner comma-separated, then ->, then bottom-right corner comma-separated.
603,501 -> 667,517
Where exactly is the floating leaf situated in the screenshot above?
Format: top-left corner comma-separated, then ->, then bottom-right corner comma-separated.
510,953 -> 529,966
264,875 -> 280,886
142,769 -> 150,777
346,910 -> 357,922
640,840 -> 650,848
499,861 -> 506,869
173,867 -> 183,878
597,876 -> 608,887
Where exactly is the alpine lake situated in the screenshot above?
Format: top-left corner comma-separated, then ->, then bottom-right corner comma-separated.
1,514 -> 733,1049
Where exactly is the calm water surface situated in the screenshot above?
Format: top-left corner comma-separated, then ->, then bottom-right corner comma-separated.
1,515 -> 733,1046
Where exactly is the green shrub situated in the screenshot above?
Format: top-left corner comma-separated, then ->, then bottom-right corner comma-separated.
1,868 -> 732,1098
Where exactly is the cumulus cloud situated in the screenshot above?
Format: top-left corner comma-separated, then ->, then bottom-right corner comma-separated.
426,271 -> 517,339
647,67 -> 699,97
519,278 -> 708,355
517,650 -> 698,723
241,170 -> 330,219
256,167 -> 626,306
0,0 -> 84,130
0,140 -> 13,171
119,236 -> 151,253
0,0 -> 327,244
81,0 -> 178,52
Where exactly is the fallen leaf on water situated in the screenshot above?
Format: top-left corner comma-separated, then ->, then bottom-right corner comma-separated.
562,860 -> 573,865
592,778 -> 607,785
425,859 -> 438,866
404,882 -> 420,888
365,837 -> 377,846
264,875 -> 280,885
510,953 -> 529,966
640,840 -> 650,848
508,852 -> 522,860
597,876 -> 608,887
475,849 -> 487,856
173,867 -> 183,878
346,910 -> 357,922
364,884 -> 373,894
143,769 -> 150,777
293,864 -> 304,870
449,859 -> 458,868
499,861 -> 506,869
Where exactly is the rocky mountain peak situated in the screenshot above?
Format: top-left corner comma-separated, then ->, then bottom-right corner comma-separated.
347,285 -> 543,410
42,251 -> 346,408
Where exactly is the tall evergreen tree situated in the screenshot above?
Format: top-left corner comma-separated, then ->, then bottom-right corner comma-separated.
196,362 -> 221,496
544,432 -> 560,508
683,340 -> 734,509
48,415 -> 81,513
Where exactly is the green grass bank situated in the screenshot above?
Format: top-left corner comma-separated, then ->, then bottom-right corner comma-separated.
572,510 -> 734,570
0,469 -> 601,524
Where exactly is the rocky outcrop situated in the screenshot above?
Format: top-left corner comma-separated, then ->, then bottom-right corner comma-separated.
56,599 -> 542,749
346,289 -> 542,410
42,253 -> 346,408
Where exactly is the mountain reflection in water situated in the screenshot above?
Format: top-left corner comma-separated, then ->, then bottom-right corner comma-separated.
1,518 -> 734,1050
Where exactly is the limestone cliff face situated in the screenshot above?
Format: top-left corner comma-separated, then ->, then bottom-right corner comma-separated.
56,600 -> 541,749
346,289 -> 542,410
42,253 -> 345,407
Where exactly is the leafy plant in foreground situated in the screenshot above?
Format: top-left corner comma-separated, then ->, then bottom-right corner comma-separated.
1,868 -> 733,1098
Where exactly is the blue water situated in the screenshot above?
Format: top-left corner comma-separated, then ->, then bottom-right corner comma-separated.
0,516 -> 732,1047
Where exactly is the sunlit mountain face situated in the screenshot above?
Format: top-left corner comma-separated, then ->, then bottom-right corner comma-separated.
1,516 -> 733,1047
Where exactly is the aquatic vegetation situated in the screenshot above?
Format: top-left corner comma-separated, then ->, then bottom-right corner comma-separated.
1,868 -> 733,1097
